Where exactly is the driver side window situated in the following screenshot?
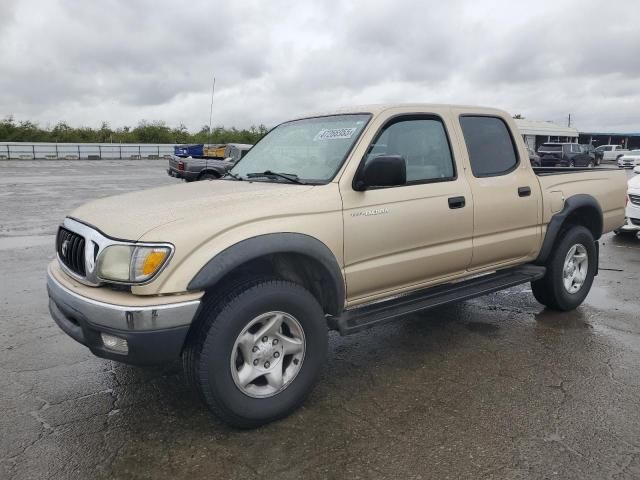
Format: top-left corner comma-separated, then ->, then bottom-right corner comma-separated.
365,117 -> 455,184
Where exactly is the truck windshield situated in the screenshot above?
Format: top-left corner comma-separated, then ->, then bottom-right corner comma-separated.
230,114 -> 371,183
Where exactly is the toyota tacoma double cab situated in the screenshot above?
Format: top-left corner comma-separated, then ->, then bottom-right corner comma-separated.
47,104 -> 627,428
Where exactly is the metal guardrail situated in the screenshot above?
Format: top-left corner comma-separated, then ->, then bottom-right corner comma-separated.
0,143 -> 176,160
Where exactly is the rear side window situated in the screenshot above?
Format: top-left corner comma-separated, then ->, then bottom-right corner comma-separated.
460,116 -> 519,177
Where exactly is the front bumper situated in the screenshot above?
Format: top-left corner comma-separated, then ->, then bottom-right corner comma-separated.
619,200 -> 640,231
47,267 -> 201,365
618,217 -> 640,232
540,158 -> 567,167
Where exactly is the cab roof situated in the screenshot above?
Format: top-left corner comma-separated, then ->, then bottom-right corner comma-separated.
290,103 -> 508,121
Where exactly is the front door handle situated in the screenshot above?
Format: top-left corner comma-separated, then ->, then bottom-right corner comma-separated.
448,196 -> 466,209
518,186 -> 531,197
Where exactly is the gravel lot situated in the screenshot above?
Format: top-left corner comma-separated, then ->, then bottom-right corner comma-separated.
1,160 -> 639,479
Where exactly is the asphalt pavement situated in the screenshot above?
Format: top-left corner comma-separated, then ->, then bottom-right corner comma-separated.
1,160 -> 639,479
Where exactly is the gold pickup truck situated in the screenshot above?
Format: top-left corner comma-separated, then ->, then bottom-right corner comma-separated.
47,104 -> 627,427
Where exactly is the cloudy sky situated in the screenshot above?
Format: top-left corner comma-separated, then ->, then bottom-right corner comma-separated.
1,0 -> 639,132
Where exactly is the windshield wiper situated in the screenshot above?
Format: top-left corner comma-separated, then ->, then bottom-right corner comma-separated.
222,171 -> 243,181
245,170 -> 306,185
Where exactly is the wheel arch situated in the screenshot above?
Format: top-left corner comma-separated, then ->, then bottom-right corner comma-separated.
187,233 -> 345,316
198,169 -> 222,179
536,194 -> 603,265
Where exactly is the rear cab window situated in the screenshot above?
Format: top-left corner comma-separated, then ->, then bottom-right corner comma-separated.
459,116 -> 519,177
539,144 -> 562,152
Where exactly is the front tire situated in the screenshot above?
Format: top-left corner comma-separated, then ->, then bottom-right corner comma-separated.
531,226 -> 597,311
183,280 -> 328,428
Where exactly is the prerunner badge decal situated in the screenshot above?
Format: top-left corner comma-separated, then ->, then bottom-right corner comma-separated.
314,127 -> 357,141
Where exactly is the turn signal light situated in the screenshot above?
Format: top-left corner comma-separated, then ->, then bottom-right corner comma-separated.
142,249 -> 169,276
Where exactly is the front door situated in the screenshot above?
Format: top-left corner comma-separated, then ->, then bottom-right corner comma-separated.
341,114 -> 474,303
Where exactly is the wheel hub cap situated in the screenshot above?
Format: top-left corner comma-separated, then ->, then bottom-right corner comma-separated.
230,311 -> 306,398
562,244 -> 588,294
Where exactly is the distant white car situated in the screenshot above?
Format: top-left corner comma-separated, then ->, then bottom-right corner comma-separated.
596,144 -> 628,162
615,166 -> 640,237
618,150 -> 640,169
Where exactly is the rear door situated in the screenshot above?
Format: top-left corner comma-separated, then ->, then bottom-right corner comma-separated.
572,144 -> 589,166
457,113 -> 542,269
603,146 -> 614,160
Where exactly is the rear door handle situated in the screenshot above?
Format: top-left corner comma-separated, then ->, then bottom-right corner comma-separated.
448,196 -> 466,209
518,186 -> 531,197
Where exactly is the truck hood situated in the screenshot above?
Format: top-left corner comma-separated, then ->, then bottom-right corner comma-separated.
629,174 -> 640,190
70,179 -> 315,240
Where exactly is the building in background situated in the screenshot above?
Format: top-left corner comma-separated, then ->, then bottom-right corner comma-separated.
577,132 -> 640,150
514,119 -> 579,151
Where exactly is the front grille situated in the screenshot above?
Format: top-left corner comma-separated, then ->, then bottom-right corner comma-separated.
630,218 -> 640,226
56,227 -> 86,276
629,194 -> 640,206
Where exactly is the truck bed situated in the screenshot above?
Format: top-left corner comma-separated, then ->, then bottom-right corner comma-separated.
533,167 -> 627,234
532,166 -> 618,175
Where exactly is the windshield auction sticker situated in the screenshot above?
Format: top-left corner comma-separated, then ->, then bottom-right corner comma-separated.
314,127 -> 357,141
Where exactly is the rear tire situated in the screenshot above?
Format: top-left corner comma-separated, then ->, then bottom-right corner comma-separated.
531,226 -> 597,311
199,172 -> 219,181
183,280 -> 328,428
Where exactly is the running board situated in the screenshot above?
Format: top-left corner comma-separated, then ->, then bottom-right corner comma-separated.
330,265 -> 546,336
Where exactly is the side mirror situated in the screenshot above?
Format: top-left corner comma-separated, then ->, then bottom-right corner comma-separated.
634,166 -> 640,175
354,155 -> 406,191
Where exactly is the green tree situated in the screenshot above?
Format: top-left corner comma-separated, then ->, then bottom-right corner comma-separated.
0,118 -> 270,145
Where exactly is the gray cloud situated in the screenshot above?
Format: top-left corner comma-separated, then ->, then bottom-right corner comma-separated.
0,0 -> 639,132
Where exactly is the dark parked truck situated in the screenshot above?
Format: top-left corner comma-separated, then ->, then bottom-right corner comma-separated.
167,156 -> 234,181
167,144 -> 252,181
47,104 -> 626,428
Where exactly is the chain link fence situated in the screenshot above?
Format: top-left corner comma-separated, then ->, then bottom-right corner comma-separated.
0,142 -> 176,160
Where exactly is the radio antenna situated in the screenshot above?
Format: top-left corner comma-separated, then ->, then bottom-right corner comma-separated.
208,76 -> 216,146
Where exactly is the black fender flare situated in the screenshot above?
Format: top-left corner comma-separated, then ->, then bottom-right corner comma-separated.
187,233 -> 345,315
535,194 -> 603,265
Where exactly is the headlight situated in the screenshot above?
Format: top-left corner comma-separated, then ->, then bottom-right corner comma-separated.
96,244 -> 172,283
